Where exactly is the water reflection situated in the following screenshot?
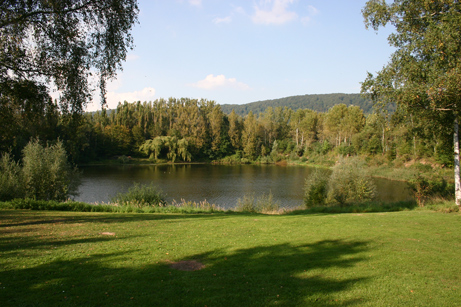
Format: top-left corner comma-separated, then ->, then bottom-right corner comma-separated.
76,164 -> 413,209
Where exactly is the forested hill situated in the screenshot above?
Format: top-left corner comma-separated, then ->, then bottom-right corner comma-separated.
220,93 -> 390,116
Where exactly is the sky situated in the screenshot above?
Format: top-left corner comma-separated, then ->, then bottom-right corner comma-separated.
85,0 -> 396,112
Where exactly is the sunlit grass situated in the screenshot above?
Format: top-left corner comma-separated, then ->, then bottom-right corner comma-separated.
1,209 -> 460,306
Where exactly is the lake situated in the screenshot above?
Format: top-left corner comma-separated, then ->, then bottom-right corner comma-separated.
75,164 -> 413,209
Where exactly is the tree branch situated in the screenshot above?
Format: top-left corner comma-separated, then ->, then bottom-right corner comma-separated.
0,0 -> 98,29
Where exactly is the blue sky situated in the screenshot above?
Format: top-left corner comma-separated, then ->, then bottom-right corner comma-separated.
86,0 -> 395,111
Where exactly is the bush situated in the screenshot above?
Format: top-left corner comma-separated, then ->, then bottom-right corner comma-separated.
256,191 -> 280,213
327,157 -> 376,205
0,152 -> 23,201
336,145 -> 355,156
408,175 -> 454,206
304,170 -> 329,208
236,194 -> 257,212
303,158 -> 377,207
111,182 -> 166,207
22,139 -> 80,201
0,140 -> 79,201
236,192 -> 280,213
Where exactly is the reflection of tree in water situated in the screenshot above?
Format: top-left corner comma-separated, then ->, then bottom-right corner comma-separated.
1,237 -> 369,306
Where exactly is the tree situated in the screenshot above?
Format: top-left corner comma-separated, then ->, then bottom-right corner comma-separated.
228,110 -> 242,150
0,80 -> 59,155
323,104 -> 348,146
1,0 -> 139,114
241,111 -> 260,159
361,0 -> 461,207
21,139 -> 79,201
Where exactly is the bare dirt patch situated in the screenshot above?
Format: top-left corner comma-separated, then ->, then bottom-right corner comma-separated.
100,232 -> 116,236
169,260 -> 206,271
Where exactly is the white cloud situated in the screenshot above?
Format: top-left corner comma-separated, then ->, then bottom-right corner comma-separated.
189,74 -> 250,90
107,87 -> 156,106
213,16 -> 232,24
252,0 -> 298,25
85,87 -> 156,111
301,5 -> 319,25
233,6 -> 245,15
188,0 -> 201,7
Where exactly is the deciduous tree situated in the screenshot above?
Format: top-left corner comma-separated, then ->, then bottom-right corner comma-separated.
1,0 -> 139,114
361,0 -> 461,206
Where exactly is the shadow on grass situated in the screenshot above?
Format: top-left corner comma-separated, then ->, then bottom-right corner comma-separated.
288,200 -> 418,215
0,209 -> 232,228
1,239 -> 370,306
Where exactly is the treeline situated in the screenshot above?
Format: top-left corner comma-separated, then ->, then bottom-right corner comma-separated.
1,96 -> 453,166
220,93 -> 396,117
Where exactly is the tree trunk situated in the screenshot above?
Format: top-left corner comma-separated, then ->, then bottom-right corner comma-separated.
296,128 -> 299,146
454,113 -> 461,207
382,126 -> 385,154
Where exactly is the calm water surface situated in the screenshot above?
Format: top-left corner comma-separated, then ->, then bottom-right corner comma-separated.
76,164 -> 413,209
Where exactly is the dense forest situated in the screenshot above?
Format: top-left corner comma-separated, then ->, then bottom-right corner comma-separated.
1,96 -> 452,167
220,93 -> 396,117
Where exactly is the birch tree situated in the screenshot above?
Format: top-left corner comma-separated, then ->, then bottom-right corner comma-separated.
361,0 -> 461,207
1,0 -> 139,113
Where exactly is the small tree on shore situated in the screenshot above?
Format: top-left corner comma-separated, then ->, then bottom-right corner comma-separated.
0,139 -> 79,201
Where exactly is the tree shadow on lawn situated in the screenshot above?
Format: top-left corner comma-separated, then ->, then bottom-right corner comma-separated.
0,209 -> 232,228
1,239 -> 370,306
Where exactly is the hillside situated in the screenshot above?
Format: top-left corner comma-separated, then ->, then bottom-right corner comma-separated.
220,93 -> 391,116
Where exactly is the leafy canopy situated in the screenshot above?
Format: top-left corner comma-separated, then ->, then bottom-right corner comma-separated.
0,0 -> 139,114
361,0 -> 461,114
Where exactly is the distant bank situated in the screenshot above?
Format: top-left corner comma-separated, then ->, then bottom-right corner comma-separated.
220,93 -> 395,116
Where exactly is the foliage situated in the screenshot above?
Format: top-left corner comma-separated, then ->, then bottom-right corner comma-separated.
408,174 -> 454,207
0,80 -> 59,155
110,182 -> 166,207
304,170 -> 329,208
0,198 -> 117,212
361,0 -> 461,205
21,139 -> 80,201
236,191 -> 280,213
0,152 -> 23,200
171,199 -> 222,212
303,158 -> 377,207
0,0 -> 139,113
327,157 -> 377,205
1,94 -> 456,169
117,155 -> 130,164
220,93 -> 385,116
0,140 -> 79,202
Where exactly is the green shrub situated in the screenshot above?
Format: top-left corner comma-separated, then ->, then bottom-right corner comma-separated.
304,158 -> 377,207
336,145 -> 355,156
111,182 -> 166,207
304,170 -> 329,208
21,139 -> 80,201
327,157 -> 376,205
256,191 -> 280,213
117,155 -> 130,164
0,140 -> 79,201
236,192 -> 280,213
236,193 -> 257,212
0,152 -> 23,201
408,175 -> 454,206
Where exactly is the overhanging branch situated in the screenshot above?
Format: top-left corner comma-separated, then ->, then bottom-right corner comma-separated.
0,0 -> 98,29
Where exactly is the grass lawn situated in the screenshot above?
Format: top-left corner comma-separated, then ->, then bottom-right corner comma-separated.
0,209 -> 460,306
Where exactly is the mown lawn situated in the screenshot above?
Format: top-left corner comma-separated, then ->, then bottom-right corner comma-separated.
0,209 -> 460,306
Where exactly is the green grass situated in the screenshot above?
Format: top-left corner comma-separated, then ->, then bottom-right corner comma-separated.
0,209 -> 460,306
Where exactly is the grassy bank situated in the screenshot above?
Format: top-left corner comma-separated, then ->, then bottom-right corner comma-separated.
1,209 -> 460,306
